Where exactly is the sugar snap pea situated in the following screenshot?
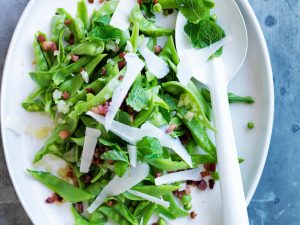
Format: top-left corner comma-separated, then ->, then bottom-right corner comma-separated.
76,0 -> 89,29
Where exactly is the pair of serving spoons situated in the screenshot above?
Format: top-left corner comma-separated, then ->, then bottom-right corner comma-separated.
175,0 -> 249,224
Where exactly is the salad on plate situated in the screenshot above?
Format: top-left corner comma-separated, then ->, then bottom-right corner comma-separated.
21,0 -> 255,224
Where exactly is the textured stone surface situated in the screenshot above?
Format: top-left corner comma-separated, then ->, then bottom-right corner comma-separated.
0,0 -> 299,225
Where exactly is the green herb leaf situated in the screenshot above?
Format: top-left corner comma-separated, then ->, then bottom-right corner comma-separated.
101,150 -> 128,162
114,161 -> 129,177
126,78 -> 150,112
184,19 -> 225,49
136,136 -> 163,161
87,23 -> 122,41
177,0 -> 213,24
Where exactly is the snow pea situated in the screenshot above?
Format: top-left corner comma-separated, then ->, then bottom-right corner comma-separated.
159,193 -> 189,218
37,31 -> 55,67
93,0 -> 119,18
28,170 -> 92,202
162,81 -> 215,131
159,36 -> 179,66
33,35 -> 48,71
99,206 -> 131,225
57,29 -> 65,64
76,0 -> 89,29
133,98 -> 155,127
133,201 -> 150,218
111,198 -> 138,225
172,154 -> 217,164
44,90 -> 56,118
29,71 -> 53,87
74,68 -> 124,115
50,15 -> 65,43
56,8 -> 84,43
71,41 -> 105,56
130,22 -> 140,53
181,116 -> 217,159
22,87 -> 45,112
59,54 -> 106,97
148,158 -> 190,171
141,203 -> 157,225
33,111 -> 79,162
71,207 -> 103,225
130,6 -> 174,37
201,88 -> 255,104
132,185 -> 179,197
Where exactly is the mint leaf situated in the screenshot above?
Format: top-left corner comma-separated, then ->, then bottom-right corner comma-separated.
126,78 -> 150,112
114,161 -> 129,177
136,137 -> 163,161
87,23 -> 122,41
184,19 -> 225,49
177,0 -> 213,23
101,150 -> 128,162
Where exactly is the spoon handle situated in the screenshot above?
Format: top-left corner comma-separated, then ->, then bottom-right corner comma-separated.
208,58 -> 249,225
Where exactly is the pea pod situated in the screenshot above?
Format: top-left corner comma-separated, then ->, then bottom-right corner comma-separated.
29,71 -> 53,87
99,206 -> 131,225
181,115 -> 217,159
22,87 -> 45,112
132,185 -> 179,197
59,54 -> 107,97
141,203 -> 157,225
33,111 -> 79,162
93,0 -> 119,19
72,41 -> 105,56
159,35 -> 179,66
37,31 -> 55,68
33,35 -> 48,71
57,29 -> 66,64
158,0 -> 178,9
76,0 -> 89,29
74,69 -> 124,115
71,207 -> 102,225
130,22 -> 140,53
50,15 -> 65,43
28,170 -> 92,202
159,193 -> 189,218
130,6 -> 174,37
56,8 -> 84,43
162,81 -> 215,131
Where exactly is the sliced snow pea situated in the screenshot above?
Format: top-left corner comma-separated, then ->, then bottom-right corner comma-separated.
162,81 -> 215,131
148,158 -> 190,171
171,154 -> 217,164
158,193 -> 189,219
93,0 -> 119,18
74,69 -> 124,115
181,115 -> 217,159
201,88 -> 255,104
188,82 -> 212,120
33,35 -> 48,71
71,41 -> 105,56
130,6 -> 174,37
22,87 -> 45,112
99,206 -> 131,225
76,0 -> 89,29
67,78 -> 106,105
71,207 -> 103,225
130,22 -> 140,53
37,31 -> 55,68
56,8 -> 84,43
28,170 -> 92,202
53,55 -> 93,85
57,29 -> 65,64
141,203 -> 157,225
33,111 -> 79,162
50,14 -> 65,43
59,54 -> 107,97
132,185 -> 179,197
159,35 -> 179,66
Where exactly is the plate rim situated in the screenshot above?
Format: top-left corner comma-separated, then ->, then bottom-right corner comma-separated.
0,0 -> 274,224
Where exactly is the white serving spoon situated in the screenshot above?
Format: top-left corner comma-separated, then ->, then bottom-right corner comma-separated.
175,1 -> 249,225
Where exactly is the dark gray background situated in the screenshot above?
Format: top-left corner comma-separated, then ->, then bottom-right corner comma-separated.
0,0 -> 299,224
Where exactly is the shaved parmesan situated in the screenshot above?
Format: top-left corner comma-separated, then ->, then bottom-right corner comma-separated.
87,162 -> 149,213
109,0 -> 137,31
81,70 -> 89,83
139,38 -> 169,79
155,168 -> 201,185
86,112 -> 192,167
104,53 -> 145,130
80,128 -> 101,173
128,145 -> 137,167
57,100 -> 70,114
127,190 -> 170,208
53,89 -> 62,100
177,37 -> 230,86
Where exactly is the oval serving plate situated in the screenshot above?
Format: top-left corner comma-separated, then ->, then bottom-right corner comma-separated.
1,0 -> 273,224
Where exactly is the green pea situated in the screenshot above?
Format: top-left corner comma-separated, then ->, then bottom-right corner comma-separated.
153,3 -> 163,13
247,122 -> 254,129
183,202 -> 192,210
182,194 -> 192,205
